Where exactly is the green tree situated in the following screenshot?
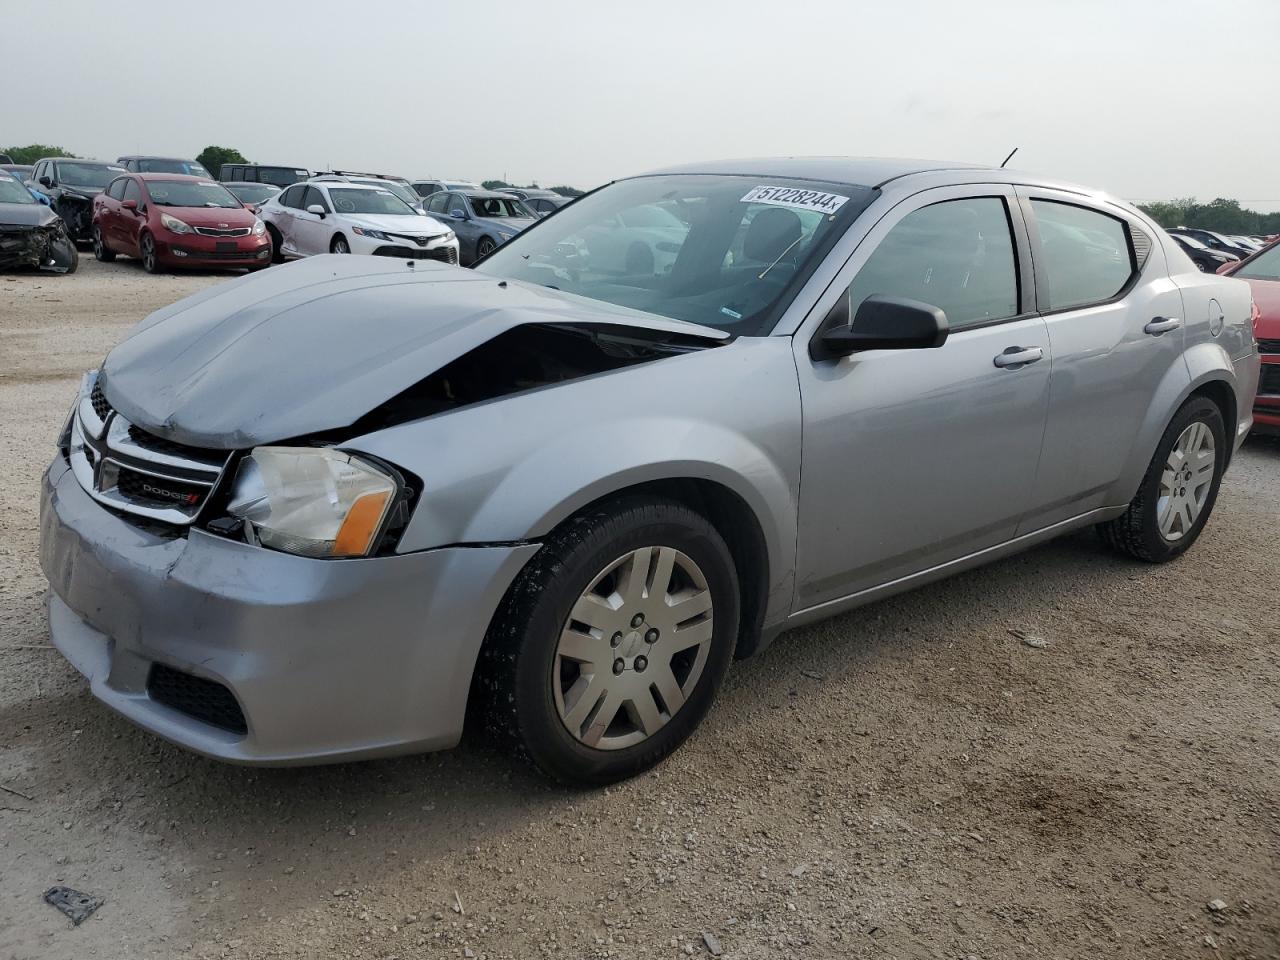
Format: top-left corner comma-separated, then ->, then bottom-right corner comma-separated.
3,144 -> 78,164
196,145 -> 249,178
481,179 -> 512,190
548,185 -> 584,198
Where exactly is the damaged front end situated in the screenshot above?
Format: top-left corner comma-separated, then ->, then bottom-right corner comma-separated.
0,212 -> 79,274
53,194 -> 94,243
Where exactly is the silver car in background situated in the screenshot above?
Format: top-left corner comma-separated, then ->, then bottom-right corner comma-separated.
40,158 -> 1260,784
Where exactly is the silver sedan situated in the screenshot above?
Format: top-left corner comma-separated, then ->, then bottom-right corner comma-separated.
39,158 -> 1260,784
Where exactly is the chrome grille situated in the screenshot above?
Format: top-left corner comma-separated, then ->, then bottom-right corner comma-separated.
67,376 -> 231,526
194,226 -> 251,237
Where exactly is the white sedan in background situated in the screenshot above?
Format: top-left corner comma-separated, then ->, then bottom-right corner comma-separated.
259,181 -> 458,263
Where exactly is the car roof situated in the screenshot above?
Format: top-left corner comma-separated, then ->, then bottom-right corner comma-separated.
118,155 -> 202,161
460,189 -> 523,199
134,172 -> 217,181
312,181 -> 391,191
641,156 -> 987,188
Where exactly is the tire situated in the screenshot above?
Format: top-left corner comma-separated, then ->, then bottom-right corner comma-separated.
266,225 -> 285,264
475,236 -> 497,261
92,225 -> 115,262
140,232 -> 160,274
52,236 -> 78,274
477,497 -> 740,785
624,242 -> 655,275
1096,396 -> 1226,562
331,235 -> 350,254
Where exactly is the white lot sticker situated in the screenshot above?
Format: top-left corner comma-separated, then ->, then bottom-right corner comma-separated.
741,185 -> 850,215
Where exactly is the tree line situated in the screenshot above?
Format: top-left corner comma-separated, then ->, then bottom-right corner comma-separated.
1136,197 -> 1278,236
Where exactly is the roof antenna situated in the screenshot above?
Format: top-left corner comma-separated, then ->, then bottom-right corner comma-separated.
1000,147 -> 1019,169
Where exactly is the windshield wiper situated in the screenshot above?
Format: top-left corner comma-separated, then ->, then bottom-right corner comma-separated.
758,234 -> 805,280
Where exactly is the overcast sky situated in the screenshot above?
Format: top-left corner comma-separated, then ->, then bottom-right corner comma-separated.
2,0 -> 1275,203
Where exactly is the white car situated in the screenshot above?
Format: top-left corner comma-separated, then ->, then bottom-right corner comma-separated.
260,181 -> 459,263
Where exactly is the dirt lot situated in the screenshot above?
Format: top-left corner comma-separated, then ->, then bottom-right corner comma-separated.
1,258 -> 1277,960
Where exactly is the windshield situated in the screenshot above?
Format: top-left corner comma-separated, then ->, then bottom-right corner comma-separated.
225,183 -> 279,203
353,180 -> 419,207
328,187 -> 416,216
54,161 -> 123,189
1237,244 -> 1280,282
146,180 -> 241,208
136,158 -> 211,176
477,174 -> 872,334
469,195 -> 532,218
0,177 -> 35,204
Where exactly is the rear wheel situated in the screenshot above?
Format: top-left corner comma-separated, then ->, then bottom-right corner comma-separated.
92,225 -> 115,262
477,498 -> 739,785
1097,396 -> 1225,562
140,232 -> 160,274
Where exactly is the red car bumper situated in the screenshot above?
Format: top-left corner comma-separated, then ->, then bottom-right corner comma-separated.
155,232 -> 271,269
1254,353 -> 1280,436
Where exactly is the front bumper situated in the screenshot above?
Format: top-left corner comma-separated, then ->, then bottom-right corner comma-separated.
349,231 -> 459,262
39,457 -> 538,765
156,231 -> 272,268
1255,353 -> 1280,436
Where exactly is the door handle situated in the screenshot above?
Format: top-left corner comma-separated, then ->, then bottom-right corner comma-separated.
992,346 -> 1044,368
1144,317 -> 1181,335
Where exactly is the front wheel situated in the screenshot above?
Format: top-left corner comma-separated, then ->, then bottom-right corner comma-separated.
477,498 -> 740,785
140,232 -> 160,274
1096,396 -> 1226,562
474,236 -> 497,261
331,235 -> 350,254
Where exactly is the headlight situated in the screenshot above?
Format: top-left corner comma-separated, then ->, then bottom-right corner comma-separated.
225,447 -> 399,558
433,230 -> 456,244
252,218 -> 266,236
160,213 -> 194,235
351,226 -> 391,241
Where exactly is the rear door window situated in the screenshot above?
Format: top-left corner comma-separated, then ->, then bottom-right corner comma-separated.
279,185 -> 305,209
106,178 -> 128,200
1030,200 -> 1134,312
845,197 -> 1020,331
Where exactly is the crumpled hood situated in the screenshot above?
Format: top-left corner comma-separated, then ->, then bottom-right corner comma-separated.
100,255 -> 727,449
0,201 -> 57,227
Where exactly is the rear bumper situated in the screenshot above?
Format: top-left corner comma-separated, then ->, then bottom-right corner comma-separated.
39,457 -> 539,765
1255,353 -> 1279,435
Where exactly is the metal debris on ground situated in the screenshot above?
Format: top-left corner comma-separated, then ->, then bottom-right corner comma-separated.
43,886 -> 104,925
800,670 -> 825,680
1008,628 -> 1050,649
702,931 -> 724,955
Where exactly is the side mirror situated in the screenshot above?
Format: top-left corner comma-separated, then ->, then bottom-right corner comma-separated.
306,204 -> 326,218
810,294 -> 949,361
40,176 -> 54,188
121,199 -> 138,212
1215,261 -> 1238,275
449,208 -> 467,220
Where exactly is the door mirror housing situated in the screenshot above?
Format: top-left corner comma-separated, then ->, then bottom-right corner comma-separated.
306,204 -> 326,218
449,208 -> 468,220
811,294 -> 949,361
39,176 -> 54,188
121,199 -> 138,212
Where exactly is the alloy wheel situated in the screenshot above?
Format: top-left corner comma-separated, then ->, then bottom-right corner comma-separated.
1158,420 -> 1215,541
333,238 -> 349,254
141,235 -> 156,272
554,546 -> 714,750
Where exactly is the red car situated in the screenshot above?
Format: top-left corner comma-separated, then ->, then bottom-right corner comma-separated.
92,173 -> 271,273
1219,240 -> 1280,435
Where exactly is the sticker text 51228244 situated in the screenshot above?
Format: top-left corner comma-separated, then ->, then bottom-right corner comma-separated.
740,185 -> 850,216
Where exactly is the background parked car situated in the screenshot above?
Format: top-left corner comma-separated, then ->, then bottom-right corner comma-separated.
412,179 -> 481,198
1168,227 -> 1254,260
222,181 -> 281,212
0,163 -> 34,181
0,152 -> 11,164
259,180 -> 457,262
117,155 -> 212,177
92,173 -> 270,273
500,188 -> 570,217
1169,231 -> 1239,272
311,173 -> 425,212
423,188 -> 534,264
0,171 -> 78,273
561,201 -> 691,275
25,157 -> 126,243
1215,238 -> 1280,435
220,163 -> 311,189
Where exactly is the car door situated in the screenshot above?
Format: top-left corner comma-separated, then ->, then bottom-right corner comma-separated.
793,185 -> 1051,610
271,185 -> 305,257
119,178 -> 146,255
1014,189 -> 1188,530
292,186 -> 332,255
98,177 -> 126,248
441,193 -> 477,259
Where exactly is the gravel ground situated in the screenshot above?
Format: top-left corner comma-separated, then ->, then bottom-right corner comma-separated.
1,258 -> 1277,960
